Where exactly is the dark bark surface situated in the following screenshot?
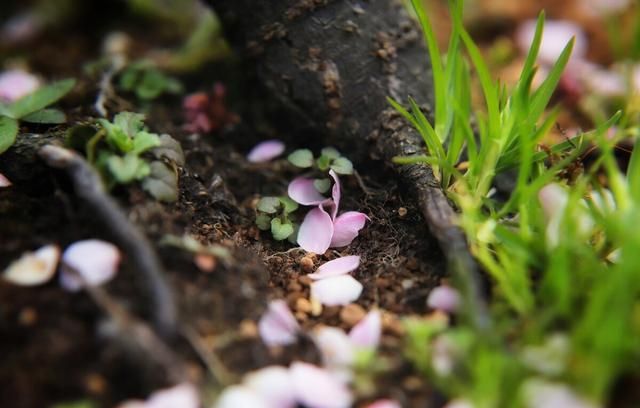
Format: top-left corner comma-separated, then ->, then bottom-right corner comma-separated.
211,0 -> 490,325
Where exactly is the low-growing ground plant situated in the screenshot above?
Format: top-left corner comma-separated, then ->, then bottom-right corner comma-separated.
117,60 -> 183,101
393,0 -> 640,406
66,111 -> 184,202
0,78 -> 75,154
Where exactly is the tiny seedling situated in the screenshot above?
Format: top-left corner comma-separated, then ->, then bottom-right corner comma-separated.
255,196 -> 299,241
0,78 -> 75,154
288,147 -> 354,193
118,60 -> 182,101
66,111 -> 184,202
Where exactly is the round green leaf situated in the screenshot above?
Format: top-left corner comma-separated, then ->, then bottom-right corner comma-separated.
271,218 -> 294,241
313,178 -> 331,194
278,196 -> 299,213
330,157 -> 354,174
321,147 -> 340,160
287,149 -> 314,168
256,214 -> 272,230
257,196 -> 280,213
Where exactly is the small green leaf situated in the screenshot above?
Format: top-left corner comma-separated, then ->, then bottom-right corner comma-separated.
65,124 -> 98,151
107,154 -> 150,183
257,196 -> 280,213
321,147 -> 340,160
0,116 -> 18,153
7,78 -> 75,119
114,111 -> 146,138
137,69 -> 167,100
21,108 -> 66,124
287,149 -> 314,168
313,178 -> 331,193
316,154 -> 331,171
278,196 -> 299,213
0,116 -> 19,154
256,214 -> 272,230
271,218 -> 294,241
141,161 -> 179,202
330,157 -> 354,174
132,131 -> 160,154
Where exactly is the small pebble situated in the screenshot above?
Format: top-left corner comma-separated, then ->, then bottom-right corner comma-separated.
402,375 -> 424,391
295,297 -> 312,314
239,319 -> 258,338
310,297 -> 323,316
194,254 -> 216,272
294,311 -> 308,322
339,303 -> 366,327
398,207 -> 408,217
381,311 -> 404,336
18,307 -> 37,326
300,255 -> 315,272
85,373 -> 107,395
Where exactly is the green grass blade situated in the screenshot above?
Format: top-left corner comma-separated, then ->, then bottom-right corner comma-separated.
0,116 -> 19,154
529,39 -> 574,120
7,78 -> 75,119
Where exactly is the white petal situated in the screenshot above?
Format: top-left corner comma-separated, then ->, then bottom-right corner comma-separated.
288,177 -> 329,205
522,379 -> 599,408
247,140 -> 285,163
2,244 -> 59,286
348,309 -> 381,348
427,286 -> 461,313
297,206 -> 334,254
215,385 -> 270,408
0,69 -> 40,102
258,300 -> 300,346
146,383 -> 199,408
365,400 -> 402,408
312,326 -> 355,368
0,172 -> 11,188
308,255 -> 360,280
59,240 -> 120,292
311,275 -> 363,306
244,366 -> 296,408
290,362 -> 353,408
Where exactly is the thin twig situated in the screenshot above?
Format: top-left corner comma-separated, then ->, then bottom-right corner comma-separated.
38,144 -> 178,337
180,325 -> 236,387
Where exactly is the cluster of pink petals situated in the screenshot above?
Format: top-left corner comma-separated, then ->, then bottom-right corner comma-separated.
0,69 -> 40,103
182,83 -> 239,134
427,285 -> 461,314
247,139 -> 285,163
290,170 -> 369,254
365,400 -> 402,408
118,383 -> 199,408
215,362 -> 353,408
309,256 -> 363,306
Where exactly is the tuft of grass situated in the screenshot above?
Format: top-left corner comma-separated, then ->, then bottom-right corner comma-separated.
394,1 -> 640,407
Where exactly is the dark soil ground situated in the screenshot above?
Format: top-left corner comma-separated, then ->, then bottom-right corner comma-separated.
0,7 -> 446,407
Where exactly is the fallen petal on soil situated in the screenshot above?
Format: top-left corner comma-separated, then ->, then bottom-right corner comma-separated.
59,239 -> 121,292
308,255 -> 360,280
244,366 -> 296,408
290,361 -> 353,408
2,244 -> 59,286
311,275 -> 363,306
427,286 -> 461,314
330,211 -> 368,248
297,206 -> 334,254
349,309 -> 382,348
288,177 -> 329,205
0,69 -> 40,102
247,140 -> 285,163
258,300 -> 300,346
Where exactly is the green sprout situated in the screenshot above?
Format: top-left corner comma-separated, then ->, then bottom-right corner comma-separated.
0,78 -> 75,154
66,111 -> 184,202
118,60 -> 182,101
255,196 -> 299,242
288,147 -> 354,175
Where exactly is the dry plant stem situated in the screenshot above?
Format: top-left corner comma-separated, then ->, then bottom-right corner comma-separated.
180,325 -> 236,387
64,264 -> 188,384
38,144 -> 178,337
212,0 -> 490,328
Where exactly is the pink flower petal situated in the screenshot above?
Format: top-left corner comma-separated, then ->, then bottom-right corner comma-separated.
349,309 -> 381,348
297,206 -> 334,254
245,366 -> 296,408
215,385 -> 270,408
311,275 -> 363,306
0,173 -> 11,188
330,211 -> 369,248
329,170 -> 341,219
427,286 -> 461,313
258,300 -> 300,346
538,184 -> 568,221
366,400 -> 402,408
312,326 -> 355,368
146,383 -> 199,408
288,177 -> 329,205
247,140 -> 286,163
0,69 -> 40,103
59,239 -> 120,292
308,255 -> 360,280
290,362 -> 353,408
